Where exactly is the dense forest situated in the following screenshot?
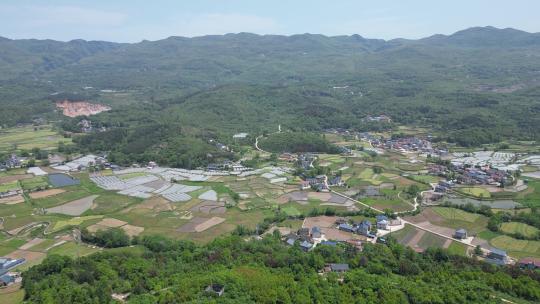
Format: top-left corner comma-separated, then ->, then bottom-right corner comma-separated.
22,234 -> 540,303
258,132 -> 341,153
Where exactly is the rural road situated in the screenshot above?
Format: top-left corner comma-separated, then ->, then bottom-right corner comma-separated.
331,189 -> 477,249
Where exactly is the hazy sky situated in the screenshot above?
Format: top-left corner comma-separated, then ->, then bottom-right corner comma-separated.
1,0 -> 539,42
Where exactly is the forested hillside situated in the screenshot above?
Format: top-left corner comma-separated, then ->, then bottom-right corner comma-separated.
1,26 -> 540,158
22,235 -> 540,303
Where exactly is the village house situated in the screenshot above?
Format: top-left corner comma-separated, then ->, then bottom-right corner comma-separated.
338,223 -> 356,233
327,263 -> 350,273
376,215 -> 389,230
356,220 -> 373,237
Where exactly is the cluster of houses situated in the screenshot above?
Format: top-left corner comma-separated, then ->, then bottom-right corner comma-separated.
453,165 -> 510,186
206,160 -> 249,173
301,175 -> 328,191
372,136 -> 446,156
0,154 -> 23,171
338,215 -> 398,236
434,180 -> 454,193
284,227 -> 324,252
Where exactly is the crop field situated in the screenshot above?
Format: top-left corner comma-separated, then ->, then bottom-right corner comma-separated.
516,179 -> 540,208
432,207 -> 481,223
50,215 -> 103,232
500,222 -> 540,238
48,241 -> 101,258
490,235 -> 540,258
19,176 -> 49,191
0,181 -> 20,192
281,205 -> 301,216
0,125 -> 71,153
457,187 -> 491,198
409,175 -> 440,184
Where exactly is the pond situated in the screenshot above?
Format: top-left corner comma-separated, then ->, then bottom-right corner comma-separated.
444,197 -> 521,209
48,173 -> 80,187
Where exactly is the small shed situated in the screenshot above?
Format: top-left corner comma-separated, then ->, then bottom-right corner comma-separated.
454,228 -> 468,240
205,284 -> 225,297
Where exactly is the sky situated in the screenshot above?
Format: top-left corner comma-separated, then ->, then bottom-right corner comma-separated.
1,0 -> 539,42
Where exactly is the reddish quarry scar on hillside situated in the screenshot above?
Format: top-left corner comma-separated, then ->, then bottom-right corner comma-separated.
56,100 -> 111,117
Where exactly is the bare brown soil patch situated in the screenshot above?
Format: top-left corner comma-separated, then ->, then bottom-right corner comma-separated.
127,196 -> 173,212
97,218 -> 127,228
405,208 -> 444,224
0,174 -> 33,183
121,224 -> 144,236
56,100 -> 111,117
406,230 -> 425,248
308,192 -> 332,201
86,224 -> 109,233
177,217 -> 208,232
190,201 -> 226,214
29,189 -> 66,199
6,249 -> 46,265
19,238 -> 45,250
195,217 -> 225,232
0,195 -> 25,205
303,216 -> 339,228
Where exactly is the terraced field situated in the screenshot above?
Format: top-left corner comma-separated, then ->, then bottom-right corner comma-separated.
500,222 -> 540,238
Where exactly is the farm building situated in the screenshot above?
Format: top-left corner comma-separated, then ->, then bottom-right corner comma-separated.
519,257 -> 540,270
328,263 -> 350,273
454,228 -> 468,240
205,284 -> 225,297
338,223 -> 355,233
486,248 -> 509,265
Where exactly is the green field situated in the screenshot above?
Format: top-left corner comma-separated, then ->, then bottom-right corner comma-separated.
447,241 -> 468,256
0,125 -> 71,153
0,181 -> 20,192
432,207 -> 481,223
457,187 -> 491,198
490,235 -> 540,258
0,289 -> 24,304
48,241 -> 101,258
409,175 -> 439,184
19,176 -> 49,191
500,222 -> 540,238
49,215 -> 103,232
281,205 -> 301,217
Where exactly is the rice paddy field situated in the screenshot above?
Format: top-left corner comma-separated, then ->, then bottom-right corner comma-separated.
0,125 -> 71,153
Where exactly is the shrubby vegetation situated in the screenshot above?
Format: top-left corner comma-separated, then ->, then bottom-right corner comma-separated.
22,234 -> 540,303
259,132 -> 341,153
